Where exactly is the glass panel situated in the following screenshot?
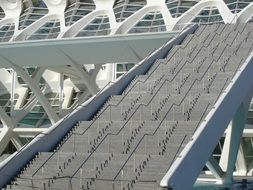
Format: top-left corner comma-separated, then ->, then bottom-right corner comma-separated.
116,63 -> 136,79
0,23 -> 15,42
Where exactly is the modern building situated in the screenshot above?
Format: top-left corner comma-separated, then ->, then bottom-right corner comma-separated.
0,0 -> 253,189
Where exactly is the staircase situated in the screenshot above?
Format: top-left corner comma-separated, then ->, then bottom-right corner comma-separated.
3,23 -> 253,190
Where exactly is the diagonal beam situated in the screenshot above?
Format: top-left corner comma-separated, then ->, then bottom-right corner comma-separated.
206,156 -> 224,180
13,96 -> 39,124
0,54 -> 59,124
31,67 -> 46,84
0,127 -> 12,155
57,49 -> 99,95
0,106 -> 13,127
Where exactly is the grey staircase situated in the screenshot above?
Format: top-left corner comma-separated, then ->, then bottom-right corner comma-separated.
3,23 -> 253,190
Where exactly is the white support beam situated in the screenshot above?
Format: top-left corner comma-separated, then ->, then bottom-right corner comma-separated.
206,156 -> 224,180
0,127 -> 13,155
0,54 -> 59,124
0,107 -> 13,127
235,144 -> 247,175
31,67 -> 46,84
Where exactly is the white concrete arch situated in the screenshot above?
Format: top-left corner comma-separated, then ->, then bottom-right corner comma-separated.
154,0 -> 175,31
